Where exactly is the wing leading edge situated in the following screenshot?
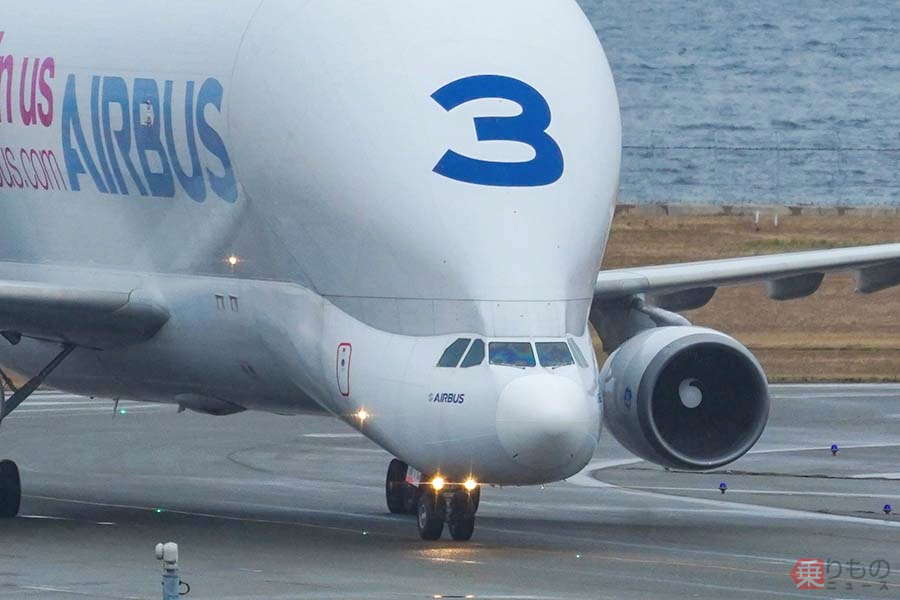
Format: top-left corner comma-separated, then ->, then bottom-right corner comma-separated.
0,281 -> 169,350
595,243 -> 900,309
591,243 -> 900,352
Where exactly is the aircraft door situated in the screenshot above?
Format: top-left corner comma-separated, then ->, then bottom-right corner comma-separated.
336,343 -> 352,396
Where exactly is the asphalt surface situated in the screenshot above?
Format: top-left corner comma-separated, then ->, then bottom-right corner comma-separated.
0,385 -> 897,599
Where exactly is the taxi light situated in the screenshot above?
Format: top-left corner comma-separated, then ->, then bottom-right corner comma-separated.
431,476 -> 445,491
464,479 -> 478,491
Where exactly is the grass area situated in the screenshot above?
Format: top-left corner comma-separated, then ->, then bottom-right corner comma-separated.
739,238 -> 865,253
598,211 -> 900,382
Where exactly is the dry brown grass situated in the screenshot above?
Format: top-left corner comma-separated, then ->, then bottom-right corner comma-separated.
598,212 -> 900,382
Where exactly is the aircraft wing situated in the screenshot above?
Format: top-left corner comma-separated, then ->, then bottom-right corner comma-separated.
0,281 -> 169,350
594,243 -> 900,311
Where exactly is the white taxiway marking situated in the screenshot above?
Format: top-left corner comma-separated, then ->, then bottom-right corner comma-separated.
772,393 -> 900,399
623,486 -> 895,499
571,477 -> 900,529
19,514 -> 116,526
15,585 -> 142,599
577,441 -> 900,476
852,472 -> 900,480
572,443 -> 900,529
770,383 -> 900,389
8,405 -> 162,416
25,494 -> 401,534
23,400 -> 120,406
302,433 -> 363,438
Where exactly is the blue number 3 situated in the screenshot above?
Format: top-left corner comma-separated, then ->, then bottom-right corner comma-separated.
432,75 -> 564,187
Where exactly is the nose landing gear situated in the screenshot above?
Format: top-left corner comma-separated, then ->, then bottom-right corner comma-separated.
445,489 -> 477,541
416,488 -> 445,540
385,459 -> 480,541
416,487 -> 479,541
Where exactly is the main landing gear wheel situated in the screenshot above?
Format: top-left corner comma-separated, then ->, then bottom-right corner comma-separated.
448,515 -> 475,541
416,490 -> 445,541
447,489 -> 479,541
386,459 -> 410,514
386,459 -> 420,514
0,460 -> 21,519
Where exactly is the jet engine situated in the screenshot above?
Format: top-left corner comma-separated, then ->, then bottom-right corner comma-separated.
600,326 -> 769,470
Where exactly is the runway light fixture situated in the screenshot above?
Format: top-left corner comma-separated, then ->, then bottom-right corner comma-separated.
831,443 -> 839,456
355,409 -> 369,423
719,482 -> 728,494
885,504 -> 893,516
431,476 -> 445,491
227,255 -> 240,267
464,478 -> 478,492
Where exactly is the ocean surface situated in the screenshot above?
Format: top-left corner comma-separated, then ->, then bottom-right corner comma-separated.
577,1 -> 900,205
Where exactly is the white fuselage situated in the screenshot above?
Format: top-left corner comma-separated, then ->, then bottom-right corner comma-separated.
0,0 -> 621,485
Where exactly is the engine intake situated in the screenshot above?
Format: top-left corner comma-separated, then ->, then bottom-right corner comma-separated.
600,326 -> 769,470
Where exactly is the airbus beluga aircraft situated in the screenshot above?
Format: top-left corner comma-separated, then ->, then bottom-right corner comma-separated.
1,0 -> 899,541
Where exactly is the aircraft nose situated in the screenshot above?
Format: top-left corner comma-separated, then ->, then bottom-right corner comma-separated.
496,374 -> 594,471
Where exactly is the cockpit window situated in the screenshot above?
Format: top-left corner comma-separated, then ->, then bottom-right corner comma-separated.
536,342 -> 574,368
489,342 -> 536,368
567,337 -> 589,368
460,339 -> 485,368
437,338 -> 471,367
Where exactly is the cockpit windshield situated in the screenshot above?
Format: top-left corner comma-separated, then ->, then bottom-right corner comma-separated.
437,338 -> 471,367
489,342 -> 536,368
567,337 -> 589,368
460,339 -> 485,367
536,342 -> 574,368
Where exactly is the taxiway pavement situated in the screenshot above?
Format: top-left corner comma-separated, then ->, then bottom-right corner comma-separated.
0,385 -> 897,599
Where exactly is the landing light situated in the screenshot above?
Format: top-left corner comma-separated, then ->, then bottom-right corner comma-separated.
464,479 -> 478,492
431,476 -> 446,491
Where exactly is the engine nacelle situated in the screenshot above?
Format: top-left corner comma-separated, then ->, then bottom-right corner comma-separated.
600,326 -> 770,470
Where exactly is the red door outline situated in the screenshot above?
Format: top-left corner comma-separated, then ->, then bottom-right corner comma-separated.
336,343 -> 352,397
